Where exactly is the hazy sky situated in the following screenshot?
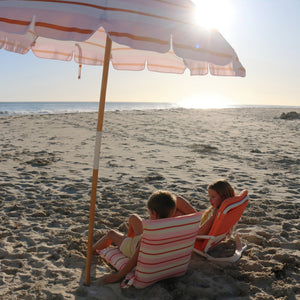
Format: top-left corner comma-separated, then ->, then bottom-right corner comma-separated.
1,0 -> 299,107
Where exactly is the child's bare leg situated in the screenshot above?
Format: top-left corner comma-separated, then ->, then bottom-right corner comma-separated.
127,214 -> 143,238
92,229 -> 125,254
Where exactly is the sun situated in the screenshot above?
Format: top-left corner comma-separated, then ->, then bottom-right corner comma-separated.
179,94 -> 233,109
192,0 -> 234,31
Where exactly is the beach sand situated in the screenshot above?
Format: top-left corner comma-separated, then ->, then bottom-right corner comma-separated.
0,107 -> 299,299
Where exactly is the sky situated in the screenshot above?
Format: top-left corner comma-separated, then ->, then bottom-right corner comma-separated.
0,0 -> 299,108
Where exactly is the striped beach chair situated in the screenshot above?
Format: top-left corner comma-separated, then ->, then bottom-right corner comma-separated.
98,212 -> 202,288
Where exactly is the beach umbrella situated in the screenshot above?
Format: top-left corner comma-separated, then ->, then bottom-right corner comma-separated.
0,0 -> 245,286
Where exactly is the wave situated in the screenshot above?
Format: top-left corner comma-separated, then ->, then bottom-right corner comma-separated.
0,102 -> 299,116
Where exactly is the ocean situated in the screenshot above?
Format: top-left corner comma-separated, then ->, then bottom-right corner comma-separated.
0,101 -> 299,116
0,101 -> 179,115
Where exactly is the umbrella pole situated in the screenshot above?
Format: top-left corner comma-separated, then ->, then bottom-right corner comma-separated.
84,35 -> 112,286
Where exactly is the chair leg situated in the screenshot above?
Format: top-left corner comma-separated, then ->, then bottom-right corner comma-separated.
194,234 -> 247,263
235,234 -> 243,250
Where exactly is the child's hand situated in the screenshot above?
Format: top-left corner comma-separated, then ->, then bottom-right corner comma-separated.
102,273 -> 122,284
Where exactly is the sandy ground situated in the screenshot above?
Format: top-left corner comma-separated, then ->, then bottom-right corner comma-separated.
0,107 -> 299,299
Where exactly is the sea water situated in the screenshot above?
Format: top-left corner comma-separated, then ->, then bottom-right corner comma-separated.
0,102 -> 299,116
0,101 -> 179,115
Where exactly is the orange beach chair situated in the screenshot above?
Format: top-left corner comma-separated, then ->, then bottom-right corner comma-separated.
194,190 -> 249,262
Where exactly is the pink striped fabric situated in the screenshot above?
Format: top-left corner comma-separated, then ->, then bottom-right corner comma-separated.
131,212 -> 202,288
97,247 -> 129,271
98,212 -> 202,288
132,212 -> 202,288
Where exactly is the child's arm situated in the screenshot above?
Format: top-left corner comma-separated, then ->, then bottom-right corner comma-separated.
127,214 -> 143,238
197,209 -> 218,235
175,196 -> 197,216
102,244 -> 140,284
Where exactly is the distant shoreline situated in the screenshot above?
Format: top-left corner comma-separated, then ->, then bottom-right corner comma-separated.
0,101 -> 299,116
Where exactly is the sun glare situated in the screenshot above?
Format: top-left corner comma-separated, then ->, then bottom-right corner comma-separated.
179,95 -> 233,109
192,0 -> 234,31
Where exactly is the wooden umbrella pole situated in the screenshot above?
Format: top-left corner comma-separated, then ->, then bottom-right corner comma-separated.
85,35 -> 112,286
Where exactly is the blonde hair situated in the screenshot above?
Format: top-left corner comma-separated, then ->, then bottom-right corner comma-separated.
147,190 -> 176,219
208,179 -> 235,201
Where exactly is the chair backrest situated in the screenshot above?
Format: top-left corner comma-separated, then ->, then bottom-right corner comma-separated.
131,212 -> 202,288
195,190 -> 249,252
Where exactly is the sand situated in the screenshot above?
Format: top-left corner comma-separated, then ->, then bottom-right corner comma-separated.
0,107 -> 299,299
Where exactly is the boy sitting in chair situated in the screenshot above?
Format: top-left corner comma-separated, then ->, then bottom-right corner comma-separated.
93,190 -> 184,284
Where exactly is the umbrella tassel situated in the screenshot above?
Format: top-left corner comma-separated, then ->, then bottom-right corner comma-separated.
78,64 -> 82,79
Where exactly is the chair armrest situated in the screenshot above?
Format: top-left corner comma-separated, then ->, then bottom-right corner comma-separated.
196,235 -> 215,240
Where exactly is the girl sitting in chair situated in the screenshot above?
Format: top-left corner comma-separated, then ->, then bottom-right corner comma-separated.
176,179 -> 236,235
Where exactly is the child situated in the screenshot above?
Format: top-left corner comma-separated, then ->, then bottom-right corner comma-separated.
176,179 -> 235,235
198,179 -> 235,235
92,190 -> 177,284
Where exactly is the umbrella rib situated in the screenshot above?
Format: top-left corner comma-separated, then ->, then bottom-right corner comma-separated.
155,0 -> 193,9
109,31 -> 169,46
174,42 -> 233,59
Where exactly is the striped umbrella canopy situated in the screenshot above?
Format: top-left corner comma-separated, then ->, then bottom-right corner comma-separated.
0,0 -> 245,286
0,0 -> 245,76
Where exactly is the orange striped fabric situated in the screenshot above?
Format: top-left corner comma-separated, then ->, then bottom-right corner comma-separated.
194,190 -> 249,252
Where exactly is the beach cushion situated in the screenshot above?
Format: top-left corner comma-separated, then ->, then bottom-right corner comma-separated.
97,247 -> 129,271
99,212 -> 202,288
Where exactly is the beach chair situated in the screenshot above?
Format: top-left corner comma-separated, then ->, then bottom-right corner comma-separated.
193,190 -> 249,262
98,212 -> 202,288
